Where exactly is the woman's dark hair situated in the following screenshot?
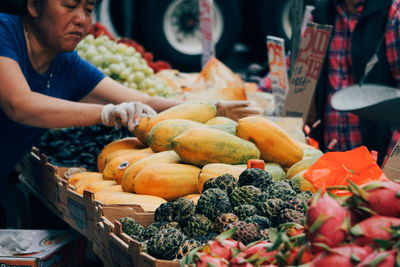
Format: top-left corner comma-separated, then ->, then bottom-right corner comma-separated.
0,0 -> 99,15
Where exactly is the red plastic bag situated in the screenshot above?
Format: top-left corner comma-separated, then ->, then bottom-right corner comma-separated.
304,146 -> 388,193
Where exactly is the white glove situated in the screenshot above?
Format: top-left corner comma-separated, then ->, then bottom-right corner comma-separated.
101,102 -> 157,131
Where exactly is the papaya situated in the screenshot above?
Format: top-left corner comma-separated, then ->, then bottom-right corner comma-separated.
205,116 -> 237,135
182,194 -> 201,205
197,163 -> 246,193
265,163 -> 286,181
295,141 -> 324,158
76,180 -> 117,195
132,117 -> 150,145
172,127 -> 260,167
144,101 -> 217,139
103,149 -> 145,170
97,137 -> 146,172
286,155 -> 321,179
147,119 -> 204,152
290,170 -> 318,193
70,172 -> 104,188
95,192 -> 167,212
121,151 -> 181,193
236,116 -> 304,168
103,149 -> 154,183
133,163 -> 201,201
94,185 -> 123,199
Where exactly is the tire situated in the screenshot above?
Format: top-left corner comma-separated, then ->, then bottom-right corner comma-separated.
137,0 -> 241,71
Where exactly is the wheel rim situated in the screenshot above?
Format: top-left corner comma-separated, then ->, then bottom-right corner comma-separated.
163,0 -> 224,55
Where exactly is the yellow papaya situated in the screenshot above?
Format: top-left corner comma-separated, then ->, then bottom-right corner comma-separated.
290,170 -> 318,193
182,194 -> 201,205
132,117 -> 150,145
76,180 -> 117,195
97,137 -> 146,172
205,116 -> 237,135
103,149 -> 154,183
144,101 -> 217,139
236,116 -> 304,168
197,163 -> 245,193
133,163 -> 201,201
95,192 -> 166,212
71,172 -> 104,189
172,127 -> 260,167
286,155 -> 321,179
147,119 -> 204,152
121,151 -> 181,193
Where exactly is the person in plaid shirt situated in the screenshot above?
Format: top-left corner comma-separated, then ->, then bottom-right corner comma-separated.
311,0 -> 400,164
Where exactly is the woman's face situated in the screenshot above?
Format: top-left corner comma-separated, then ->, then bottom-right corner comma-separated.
33,0 -> 95,52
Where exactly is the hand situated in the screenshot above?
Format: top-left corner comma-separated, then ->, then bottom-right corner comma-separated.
101,102 -> 157,131
215,100 -> 263,121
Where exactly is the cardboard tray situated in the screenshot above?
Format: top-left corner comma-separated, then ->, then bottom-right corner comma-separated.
97,205 -> 180,267
16,147 -> 64,219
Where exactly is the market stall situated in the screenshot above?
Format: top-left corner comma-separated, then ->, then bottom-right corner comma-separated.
2,2 -> 400,266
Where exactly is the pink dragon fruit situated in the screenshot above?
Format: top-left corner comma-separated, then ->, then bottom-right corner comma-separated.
350,216 -> 400,246
349,181 -> 400,217
306,192 -> 350,252
204,238 -> 242,260
356,250 -> 397,267
195,252 -> 229,267
230,241 -> 277,266
310,245 -> 372,267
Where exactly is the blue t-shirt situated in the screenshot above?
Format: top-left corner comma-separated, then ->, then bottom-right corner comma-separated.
0,13 -> 105,186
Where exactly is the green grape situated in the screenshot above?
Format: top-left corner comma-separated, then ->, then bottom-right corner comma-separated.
75,34 -> 178,98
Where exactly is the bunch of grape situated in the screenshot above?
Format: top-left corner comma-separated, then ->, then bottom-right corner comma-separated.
76,34 -> 180,98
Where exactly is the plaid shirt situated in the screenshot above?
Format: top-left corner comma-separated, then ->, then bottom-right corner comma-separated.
324,0 -> 400,155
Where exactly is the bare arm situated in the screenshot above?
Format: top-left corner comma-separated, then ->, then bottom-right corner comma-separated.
80,76 -> 183,112
0,56 -> 103,128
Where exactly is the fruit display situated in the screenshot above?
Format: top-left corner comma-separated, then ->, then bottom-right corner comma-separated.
116,166 -> 313,261
76,34 -> 179,98
88,23 -> 172,73
180,181 -> 400,266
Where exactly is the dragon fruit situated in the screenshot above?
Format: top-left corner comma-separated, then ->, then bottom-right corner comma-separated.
195,252 -> 229,267
350,216 -> 400,247
204,238 -> 241,260
285,246 -> 313,266
306,192 -> 350,252
356,250 -> 397,267
310,245 -> 371,267
348,181 -> 400,217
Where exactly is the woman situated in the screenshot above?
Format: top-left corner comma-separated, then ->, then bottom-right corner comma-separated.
0,0 -> 261,185
310,0 -> 400,164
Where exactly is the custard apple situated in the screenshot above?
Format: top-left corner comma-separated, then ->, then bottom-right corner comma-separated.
147,228 -> 186,260
119,217 -> 145,241
196,188 -> 232,220
175,239 -> 201,259
224,221 -> 262,245
202,174 -> 239,195
213,213 -> 239,233
183,214 -> 213,238
233,204 -> 258,220
230,185 -> 262,207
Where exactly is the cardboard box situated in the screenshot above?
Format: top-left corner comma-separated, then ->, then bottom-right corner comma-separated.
0,230 -> 85,267
58,181 -> 95,241
96,205 -> 155,267
284,22 -> 332,122
16,148 -> 64,220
